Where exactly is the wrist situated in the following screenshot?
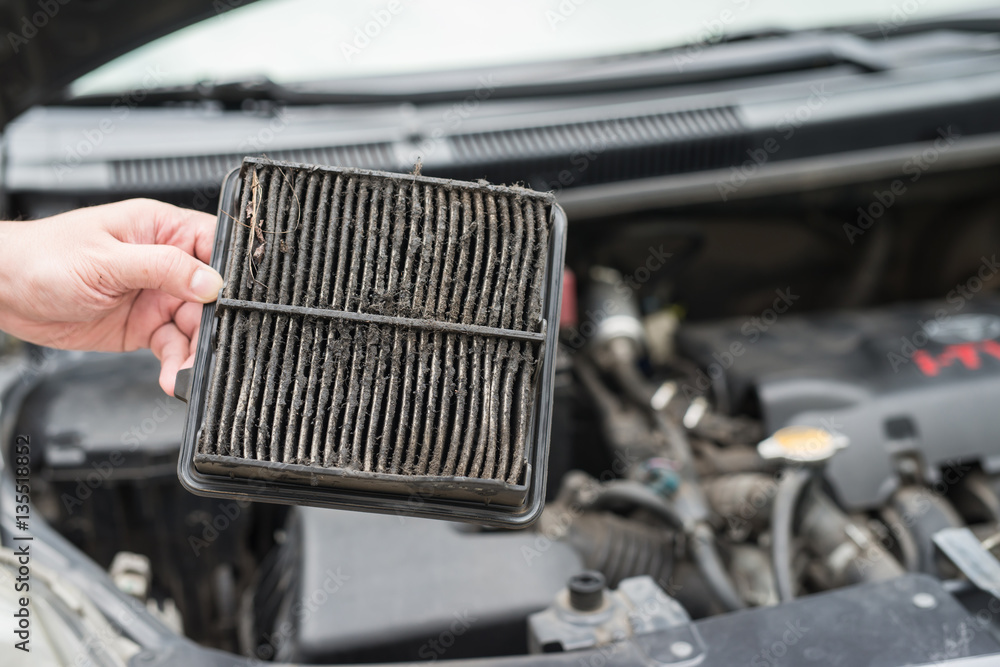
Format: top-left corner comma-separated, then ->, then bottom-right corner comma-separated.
0,222 -> 16,308
0,222 -> 31,335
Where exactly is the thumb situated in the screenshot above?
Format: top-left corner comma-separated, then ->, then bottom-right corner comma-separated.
113,242 -> 224,303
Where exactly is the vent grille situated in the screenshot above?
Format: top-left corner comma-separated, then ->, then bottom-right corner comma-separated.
442,106 -> 748,189
195,161 -> 553,501
449,106 -> 744,161
110,143 -> 396,190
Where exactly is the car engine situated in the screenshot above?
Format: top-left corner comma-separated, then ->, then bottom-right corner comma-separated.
7,157 -> 1000,665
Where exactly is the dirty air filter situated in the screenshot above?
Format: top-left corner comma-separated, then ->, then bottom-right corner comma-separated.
177,157 -> 566,527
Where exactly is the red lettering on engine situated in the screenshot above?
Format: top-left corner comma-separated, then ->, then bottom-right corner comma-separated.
913,341 -> 1000,376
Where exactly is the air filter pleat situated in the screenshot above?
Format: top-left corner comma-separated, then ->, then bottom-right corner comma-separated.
465,194 -> 501,478
228,168 -> 274,459
337,183 -> 374,468
437,192 -> 475,476
242,169 -> 293,460
201,169 -> 254,457
256,171 -> 306,462
301,177 -> 346,464
360,182 -> 395,472
422,191 -> 462,475
295,175 -> 341,465
277,173 -> 326,465
376,185 -> 412,474
481,195 -> 516,480
414,190 -> 449,475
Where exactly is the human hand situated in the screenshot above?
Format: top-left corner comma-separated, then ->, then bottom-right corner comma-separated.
0,199 -> 222,396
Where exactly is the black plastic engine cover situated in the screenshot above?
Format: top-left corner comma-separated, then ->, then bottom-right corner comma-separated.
677,298 -> 1000,510
265,507 -> 581,663
639,574 -> 1000,665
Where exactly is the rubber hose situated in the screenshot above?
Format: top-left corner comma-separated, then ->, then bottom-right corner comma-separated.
690,523 -> 746,611
585,480 -> 686,531
771,467 -> 813,602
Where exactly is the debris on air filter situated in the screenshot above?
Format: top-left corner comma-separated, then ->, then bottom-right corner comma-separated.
176,157 -> 566,527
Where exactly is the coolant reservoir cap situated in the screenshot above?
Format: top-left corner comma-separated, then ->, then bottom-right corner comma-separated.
757,425 -> 849,464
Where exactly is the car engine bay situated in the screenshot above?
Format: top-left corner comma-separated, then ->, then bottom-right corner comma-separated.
5,14 -> 1000,664
4,155 -> 1000,664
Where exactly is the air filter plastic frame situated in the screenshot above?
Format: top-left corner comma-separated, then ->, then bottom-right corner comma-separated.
177,157 -> 566,527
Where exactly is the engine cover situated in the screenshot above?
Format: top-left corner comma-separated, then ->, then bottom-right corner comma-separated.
677,298 -> 1000,509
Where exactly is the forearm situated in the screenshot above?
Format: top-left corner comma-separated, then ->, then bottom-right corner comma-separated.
0,220 -> 51,344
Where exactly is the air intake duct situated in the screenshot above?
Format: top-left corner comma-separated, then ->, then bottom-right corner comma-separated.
177,157 -> 566,527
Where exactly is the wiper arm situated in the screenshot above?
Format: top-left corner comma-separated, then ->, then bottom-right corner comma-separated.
62,76 -> 292,108
292,32 -> 889,101
846,7 -> 1000,39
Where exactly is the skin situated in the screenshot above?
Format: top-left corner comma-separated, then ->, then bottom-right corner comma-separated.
0,198 -> 223,396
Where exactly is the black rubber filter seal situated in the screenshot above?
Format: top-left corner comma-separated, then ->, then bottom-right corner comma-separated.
176,157 -> 566,528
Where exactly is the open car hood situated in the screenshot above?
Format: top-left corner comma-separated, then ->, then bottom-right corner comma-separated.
0,0 -> 256,128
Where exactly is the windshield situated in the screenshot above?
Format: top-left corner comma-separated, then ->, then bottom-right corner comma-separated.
72,0 -> 1000,96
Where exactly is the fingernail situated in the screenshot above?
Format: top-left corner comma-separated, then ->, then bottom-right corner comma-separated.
190,267 -> 224,302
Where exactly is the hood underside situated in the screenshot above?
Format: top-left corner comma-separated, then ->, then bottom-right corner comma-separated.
0,0 -> 254,128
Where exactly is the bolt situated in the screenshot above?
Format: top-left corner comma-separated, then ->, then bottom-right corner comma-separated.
912,592 -> 937,609
568,571 -> 606,612
670,641 -> 694,658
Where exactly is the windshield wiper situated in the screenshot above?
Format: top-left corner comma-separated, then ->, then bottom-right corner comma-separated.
63,31 -> 885,109
845,8 -> 1000,39
61,76 -> 293,109
62,12 -> 1000,109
